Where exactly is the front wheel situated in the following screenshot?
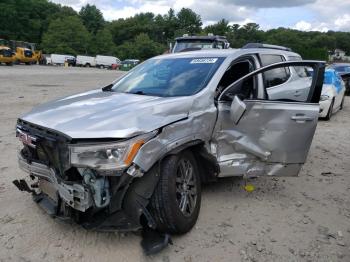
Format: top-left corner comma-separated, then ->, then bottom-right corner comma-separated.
149,151 -> 201,234
340,96 -> 345,110
325,99 -> 334,121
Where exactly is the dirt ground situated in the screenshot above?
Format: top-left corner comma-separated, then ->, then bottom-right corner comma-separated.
0,65 -> 349,262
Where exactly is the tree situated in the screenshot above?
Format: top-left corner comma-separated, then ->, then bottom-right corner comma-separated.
176,8 -> 202,35
79,4 -> 105,35
204,19 -> 230,36
89,28 -> 116,56
0,0 -> 73,43
41,16 -> 90,55
116,33 -> 165,60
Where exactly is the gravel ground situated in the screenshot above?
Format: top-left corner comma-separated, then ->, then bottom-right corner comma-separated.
0,65 -> 349,262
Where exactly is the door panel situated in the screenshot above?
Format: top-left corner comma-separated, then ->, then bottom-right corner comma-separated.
215,100 -> 319,163
212,61 -> 325,177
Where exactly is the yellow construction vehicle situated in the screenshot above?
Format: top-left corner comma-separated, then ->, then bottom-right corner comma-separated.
0,39 -> 16,65
10,40 -> 41,65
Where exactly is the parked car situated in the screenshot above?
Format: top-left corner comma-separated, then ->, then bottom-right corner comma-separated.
50,54 -> 76,65
329,63 -> 350,95
319,69 -> 345,120
120,59 -> 140,71
76,55 -> 96,67
13,45 -> 325,252
95,55 -> 121,69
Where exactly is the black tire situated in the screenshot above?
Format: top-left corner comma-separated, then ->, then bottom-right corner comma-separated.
149,151 -> 201,234
340,96 -> 345,110
25,62 -> 30,65
325,99 -> 334,121
85,63 -> 90,68
5,62 -> 13,66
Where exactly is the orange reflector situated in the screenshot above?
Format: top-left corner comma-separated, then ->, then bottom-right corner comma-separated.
124,140 -> 144,166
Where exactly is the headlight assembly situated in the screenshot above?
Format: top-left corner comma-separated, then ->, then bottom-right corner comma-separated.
69,132 -> 157,171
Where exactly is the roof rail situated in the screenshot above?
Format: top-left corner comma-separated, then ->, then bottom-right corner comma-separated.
242,43 -> 292,52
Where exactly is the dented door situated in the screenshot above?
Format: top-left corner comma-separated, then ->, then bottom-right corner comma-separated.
212,61 -> 325,177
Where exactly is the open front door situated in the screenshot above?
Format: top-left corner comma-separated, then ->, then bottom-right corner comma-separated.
212,61 -> 325,177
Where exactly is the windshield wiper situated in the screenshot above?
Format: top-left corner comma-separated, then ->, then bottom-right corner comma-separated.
102,84 -> 113,92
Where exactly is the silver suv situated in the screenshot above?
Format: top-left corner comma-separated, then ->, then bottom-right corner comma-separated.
14,45 -> 325,242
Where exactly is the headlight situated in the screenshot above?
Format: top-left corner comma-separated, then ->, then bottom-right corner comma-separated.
69,132 -> 156,171
320,94 -> 330,101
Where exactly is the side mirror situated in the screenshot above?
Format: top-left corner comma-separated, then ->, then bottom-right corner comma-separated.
230,96 -> 246,124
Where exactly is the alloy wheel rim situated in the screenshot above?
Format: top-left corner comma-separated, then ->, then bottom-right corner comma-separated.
175,158 -> 197,217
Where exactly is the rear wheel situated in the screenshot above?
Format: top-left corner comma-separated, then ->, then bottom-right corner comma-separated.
5,62 -> 13,66
325,99 -> 334,121
149,151 -> 201,234
85,63 -> 90,68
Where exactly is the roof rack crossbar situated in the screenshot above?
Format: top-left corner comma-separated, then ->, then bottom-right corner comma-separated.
242,43 -> 292,52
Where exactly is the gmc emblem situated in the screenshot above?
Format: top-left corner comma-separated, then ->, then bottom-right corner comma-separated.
17,128 -> 37,148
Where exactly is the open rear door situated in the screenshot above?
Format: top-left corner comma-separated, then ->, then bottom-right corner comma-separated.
212,61 -> 325,177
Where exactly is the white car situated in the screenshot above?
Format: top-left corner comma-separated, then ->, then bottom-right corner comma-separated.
319,69 -> 346,120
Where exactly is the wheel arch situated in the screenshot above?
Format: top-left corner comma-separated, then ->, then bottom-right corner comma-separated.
163,141 -> 219,184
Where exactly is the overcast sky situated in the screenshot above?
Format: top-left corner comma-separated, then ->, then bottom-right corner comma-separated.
51,0 -> 350,32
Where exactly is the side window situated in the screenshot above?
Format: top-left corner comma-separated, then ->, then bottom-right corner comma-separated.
264,65 -> 313,102
216,59 -> 256,101
215,41 -> 224,49
260,55 -> 290,88
288,56 -> 309,77
220,64 -> 316,103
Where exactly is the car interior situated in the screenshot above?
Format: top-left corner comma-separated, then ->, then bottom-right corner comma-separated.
216,59 -> 257,101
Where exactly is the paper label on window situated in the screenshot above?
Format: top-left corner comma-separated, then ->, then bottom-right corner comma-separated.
190,58 -> 218,64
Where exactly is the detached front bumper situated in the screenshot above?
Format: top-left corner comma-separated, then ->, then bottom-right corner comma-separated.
14,152 -> 145,232
319,99 -> 332,118
17,153 -> 92,212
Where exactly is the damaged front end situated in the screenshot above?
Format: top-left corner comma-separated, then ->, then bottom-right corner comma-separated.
14,119 -> 161,232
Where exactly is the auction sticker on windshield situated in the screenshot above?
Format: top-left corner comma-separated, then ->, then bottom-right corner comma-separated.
190,58 -> 218,64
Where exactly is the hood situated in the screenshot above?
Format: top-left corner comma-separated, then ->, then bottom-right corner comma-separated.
20,90 -> 193,139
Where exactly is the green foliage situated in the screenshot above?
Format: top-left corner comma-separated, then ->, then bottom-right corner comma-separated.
116,33 -> 165,60
79,4 -> 105,35
0,0 -> 67,43
89,28 -> 115,56
176,8 -> 202,35
204,19 -> 230,36
2,0 -> 350,61
41,16 -> 90,55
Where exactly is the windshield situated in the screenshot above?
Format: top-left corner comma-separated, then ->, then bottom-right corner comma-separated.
331,65 -> 350,73
111,57 -> 224,97
173,40 -> 215,53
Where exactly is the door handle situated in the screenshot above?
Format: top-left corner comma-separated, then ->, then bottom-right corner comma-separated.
291,115 -> 314,122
